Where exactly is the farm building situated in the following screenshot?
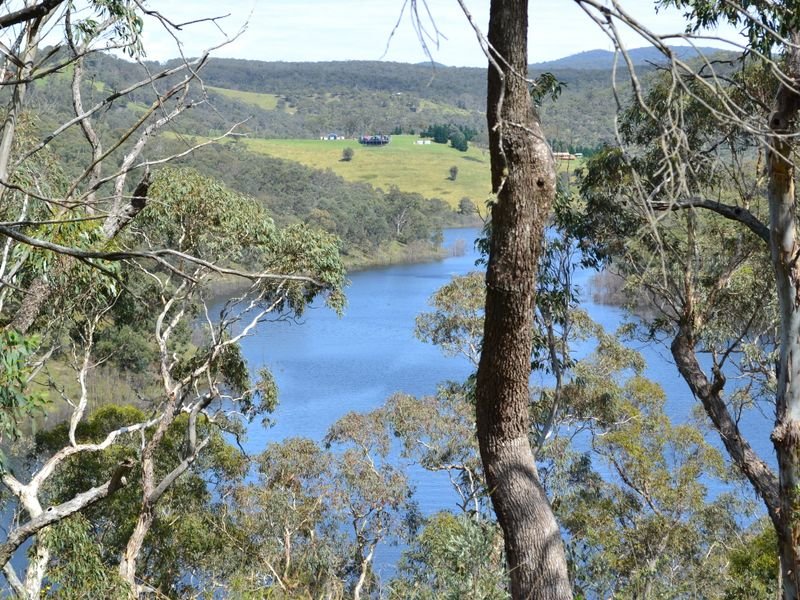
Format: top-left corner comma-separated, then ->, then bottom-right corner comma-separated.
552,151 -> 578,161
359,134 -> 390,145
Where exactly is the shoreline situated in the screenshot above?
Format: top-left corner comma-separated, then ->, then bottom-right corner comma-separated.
206,227 -> 480,303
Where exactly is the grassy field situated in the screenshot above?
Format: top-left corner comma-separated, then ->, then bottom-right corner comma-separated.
242,134 -> 493,208
170,130 -> 582,210
207,86 -> 284,111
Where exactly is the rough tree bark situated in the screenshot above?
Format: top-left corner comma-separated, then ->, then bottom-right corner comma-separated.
474,1 -> 572,598
671,324 -> 780,525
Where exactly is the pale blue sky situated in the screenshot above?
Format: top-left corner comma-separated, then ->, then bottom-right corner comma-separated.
138,0 -> 743,66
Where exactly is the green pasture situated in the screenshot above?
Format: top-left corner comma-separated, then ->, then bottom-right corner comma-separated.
241,134 -> 493,208
240,134 -> 583,208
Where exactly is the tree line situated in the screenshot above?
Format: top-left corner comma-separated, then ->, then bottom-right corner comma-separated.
26,46 -> 623,148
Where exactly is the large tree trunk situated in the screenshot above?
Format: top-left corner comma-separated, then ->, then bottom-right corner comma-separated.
474,2 -> 571,598
768,33 -> 800,598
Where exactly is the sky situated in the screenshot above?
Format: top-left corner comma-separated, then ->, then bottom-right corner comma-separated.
136,0 -> 745,67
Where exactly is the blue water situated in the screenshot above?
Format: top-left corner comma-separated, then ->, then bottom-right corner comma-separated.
234,226 -> 776,578
238,228 -> 479,452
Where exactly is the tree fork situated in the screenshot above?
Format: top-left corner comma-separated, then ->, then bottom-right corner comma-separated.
8,171 -> 150,334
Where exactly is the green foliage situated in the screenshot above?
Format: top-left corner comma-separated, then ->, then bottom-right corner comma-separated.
223,437 -> 345,598
8,211 -> 123,335
390,512 -> 507,600
530,72 -> 566,106
724,521 -> 779,599
176,142 -> 453,259
384,385 -> 486,516
572,146 -> 643,268
341,147 -> 354,161
175,339 -> 251,399
572,64 -> 777,399
415,272 -> 485,366
82,1 -> 145,56
449,131 -> 468,152
420,124 -> 474,151
220,426 -> 416,598
458,197 -> 476,215
34,404 -> 248,595
0,330 -> 45,457
41,514 -> 130,599
660,0 -> 797,57
421,124 -> 455,144
261,222 -> 347,314
384,186 -> 445,246
254,367 -> 279,421
93,323 -> 157,373
139,166 -> 276,261
551,347 -> 749,599
139,165 -> 347,315
415,257 -> 758,597
550,370 -> 747,598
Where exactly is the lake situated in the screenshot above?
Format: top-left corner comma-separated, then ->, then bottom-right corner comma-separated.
237,227 -> 480,451
234,226 -> 775,577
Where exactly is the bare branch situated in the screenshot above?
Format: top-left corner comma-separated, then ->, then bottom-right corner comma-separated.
652,197 -> 770,244
0,223 -> 327,286
0,459 -> 134,570
0,0 -> 64,30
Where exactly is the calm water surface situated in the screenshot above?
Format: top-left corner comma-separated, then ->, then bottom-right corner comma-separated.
235,226 -> 775,576
238,228 -> 480,450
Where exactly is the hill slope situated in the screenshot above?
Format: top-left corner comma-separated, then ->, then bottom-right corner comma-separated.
532,45 -> 733,70
238,135 -> 490,207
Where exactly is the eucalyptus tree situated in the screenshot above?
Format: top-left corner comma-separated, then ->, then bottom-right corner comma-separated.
405,257 -> 751,598
411,0 -> 800,595
569,25 -> 800,599
0,1 -> 241,434
554,336 -> 750,599
32,403 -> 249,597
0,165 -> 345,596
219,437 -> 348,598
325,410 -> 418,600
0,3 -> 349,596
486,0 -> 800,593
471,0 -> 571,595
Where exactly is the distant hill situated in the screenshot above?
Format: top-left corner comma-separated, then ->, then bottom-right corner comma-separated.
176,57 -> 622,147
532,45 -> 735,70
31,45 -> 741,160
23,44 -> 746,265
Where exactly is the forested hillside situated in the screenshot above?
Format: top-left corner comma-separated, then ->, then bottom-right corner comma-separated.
23,48 -> 637,266
175,140 -> 455,267
178,57 -> 621,147
27,50 -> 651,148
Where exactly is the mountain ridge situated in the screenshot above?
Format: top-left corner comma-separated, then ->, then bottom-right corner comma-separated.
531,45 -> 734,70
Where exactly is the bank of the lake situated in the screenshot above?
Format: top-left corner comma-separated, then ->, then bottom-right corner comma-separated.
236,226 -> 481,449
228,225 -> 775,578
